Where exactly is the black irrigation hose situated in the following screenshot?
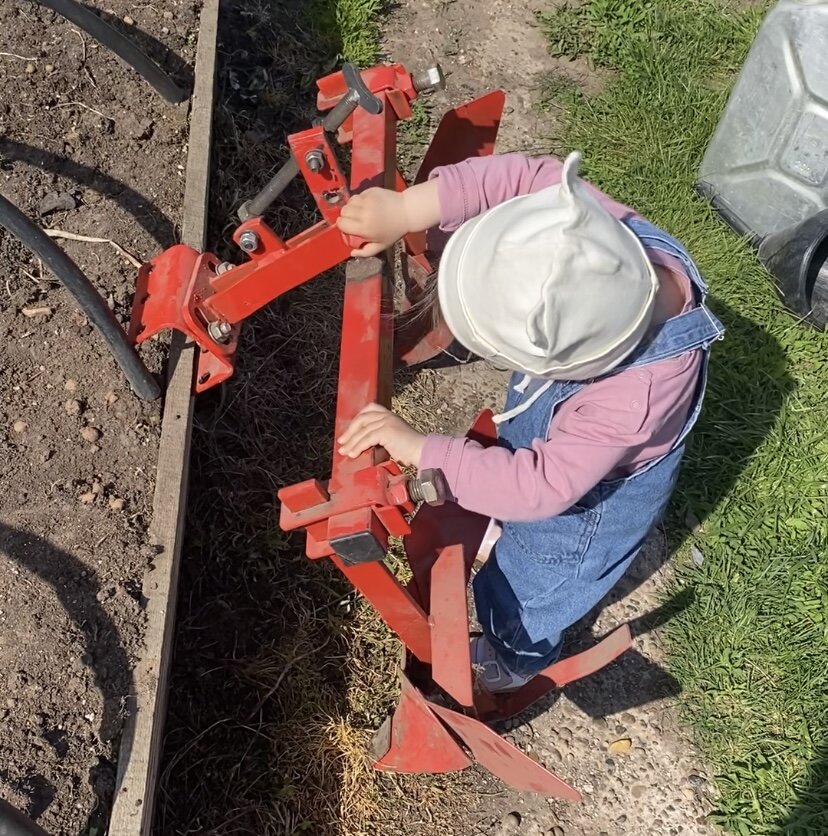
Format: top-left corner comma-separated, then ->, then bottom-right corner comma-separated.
0,192 -> 160,400
32,0 -> 188,104
0,799 -> 50,836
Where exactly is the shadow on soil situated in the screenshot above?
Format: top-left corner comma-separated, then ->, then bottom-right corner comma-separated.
0,139 -> 177,246
0,523 -> 134,829
36,0 -> 194,91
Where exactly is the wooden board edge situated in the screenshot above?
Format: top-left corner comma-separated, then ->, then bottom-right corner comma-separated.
109,0 -> 219,831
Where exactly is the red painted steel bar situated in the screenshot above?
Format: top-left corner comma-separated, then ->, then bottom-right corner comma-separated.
321,96 -> 436,664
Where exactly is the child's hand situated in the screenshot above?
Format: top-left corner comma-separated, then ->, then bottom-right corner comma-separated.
337,189 -> 410,257
338,403 -> 426,467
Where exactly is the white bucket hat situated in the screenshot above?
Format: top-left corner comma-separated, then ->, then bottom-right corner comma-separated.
437,152 -> 659,381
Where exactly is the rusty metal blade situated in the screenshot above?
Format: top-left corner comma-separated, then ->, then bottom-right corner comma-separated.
414,90 -> 506,183
545,624 -> 633,687
431,703 -> 582,799
494,625 -> 634,719
373,672 -> 471,774
430,545 -> 473,708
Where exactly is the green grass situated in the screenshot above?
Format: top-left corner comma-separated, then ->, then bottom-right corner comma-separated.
312,0 -> 386,66
538,1 -> 828,833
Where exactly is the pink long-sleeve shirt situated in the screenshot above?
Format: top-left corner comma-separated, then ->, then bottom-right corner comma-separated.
418,154 -> 702,523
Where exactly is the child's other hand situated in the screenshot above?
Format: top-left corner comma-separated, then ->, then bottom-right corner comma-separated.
337,189 -> 409,257
337,403 -> 426,467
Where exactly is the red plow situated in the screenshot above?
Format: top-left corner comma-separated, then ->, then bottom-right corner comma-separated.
129,61 -> 633,797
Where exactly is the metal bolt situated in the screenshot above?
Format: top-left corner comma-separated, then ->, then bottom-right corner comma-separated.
305,148 -> 326,173
412,65 -> 446,94
239,231 -> 260,253
323,190 -> 343,205
207,320 -> 233,343
215,261 -> 234,275
407,468 -> 448,506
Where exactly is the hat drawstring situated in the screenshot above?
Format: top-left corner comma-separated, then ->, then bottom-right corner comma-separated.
492,380 -> 553,425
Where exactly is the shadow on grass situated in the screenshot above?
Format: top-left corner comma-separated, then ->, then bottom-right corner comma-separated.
778,746 -> 828,835
467,291 -> 793,727
574,295 -> 792,710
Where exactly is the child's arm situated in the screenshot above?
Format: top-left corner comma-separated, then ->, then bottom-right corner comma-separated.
337,179 -> 441,257
431,153 -> 638,231
337,153 -> 638,254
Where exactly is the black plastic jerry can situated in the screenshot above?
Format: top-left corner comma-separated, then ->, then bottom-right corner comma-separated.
757,210 -> 828,329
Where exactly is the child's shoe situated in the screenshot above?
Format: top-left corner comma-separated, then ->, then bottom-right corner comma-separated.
470,635 -> 534,693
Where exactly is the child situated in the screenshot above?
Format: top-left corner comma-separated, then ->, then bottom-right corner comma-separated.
336,152 -> 724,693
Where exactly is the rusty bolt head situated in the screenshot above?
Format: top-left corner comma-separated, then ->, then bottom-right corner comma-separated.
412,65 -> 446,94
409,468 -> 448,506
239,230 -> 260,253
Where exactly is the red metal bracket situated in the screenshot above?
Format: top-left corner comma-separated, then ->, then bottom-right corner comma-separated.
129,63 -> 433,392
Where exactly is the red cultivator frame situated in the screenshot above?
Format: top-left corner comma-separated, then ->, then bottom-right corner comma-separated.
130,62 -> 633,796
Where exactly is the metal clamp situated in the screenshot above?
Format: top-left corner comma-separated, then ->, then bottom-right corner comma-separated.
239,64 -> 383,221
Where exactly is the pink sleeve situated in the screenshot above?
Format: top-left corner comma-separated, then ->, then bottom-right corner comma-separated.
429,153 -> 639,230
418,357 -> 700,521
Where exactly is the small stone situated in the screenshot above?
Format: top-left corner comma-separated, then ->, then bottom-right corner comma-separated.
581,782 -> 594,794
64,399 -> 82,416
691,545 -> 705,568
549,827 -> 565,836
79,491 -> 96,505
108,497 -> 125,511
687,773 -> 706,788
163,9 -> 174,18
40,450 -> 52,463
45,63 -> 54,73
161,26 -> 170,34
631,784 -> 646,799
621,712 -> 636,724
682,787 -> 697,800
64,379 -> 79,392
105,392 -> 119,405
82,189 -> 102,205
123,15 -> 135,25
80,426 -> 101,443
38,191 -> 76,216
609,737 -> 632,754
25,62 -> 36,74
12,420 -> 28,433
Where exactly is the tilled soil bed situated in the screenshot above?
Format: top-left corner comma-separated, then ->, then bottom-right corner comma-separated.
0,1 -> 198,832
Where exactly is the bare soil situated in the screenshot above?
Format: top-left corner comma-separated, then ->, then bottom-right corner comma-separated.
0,1 -> 197,832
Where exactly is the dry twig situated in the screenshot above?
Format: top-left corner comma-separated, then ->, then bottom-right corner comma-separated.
43,229 -> 143,268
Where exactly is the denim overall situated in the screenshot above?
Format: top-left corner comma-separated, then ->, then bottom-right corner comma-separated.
473,219 -> 725,676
